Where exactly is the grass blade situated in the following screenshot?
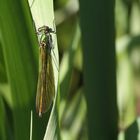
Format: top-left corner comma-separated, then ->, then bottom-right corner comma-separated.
0,0 -> 38,139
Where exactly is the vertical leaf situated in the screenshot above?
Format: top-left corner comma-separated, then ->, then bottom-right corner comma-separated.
0,0 -> 38,139
79,0 -> 118,140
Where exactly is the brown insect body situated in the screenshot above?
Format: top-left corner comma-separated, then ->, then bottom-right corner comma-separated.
36,27 -> 55,117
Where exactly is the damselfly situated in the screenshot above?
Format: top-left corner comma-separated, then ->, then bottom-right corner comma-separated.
36,25 -> 56,117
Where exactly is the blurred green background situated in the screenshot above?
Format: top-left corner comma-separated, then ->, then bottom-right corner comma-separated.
0,0 -> 140,140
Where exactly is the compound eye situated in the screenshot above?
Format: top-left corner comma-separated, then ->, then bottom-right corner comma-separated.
38,27 -> 42,32
44,26 -> 49,33
46,26 -> 49,30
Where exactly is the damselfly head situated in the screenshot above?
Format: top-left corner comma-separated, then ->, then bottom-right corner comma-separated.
38,25 -> 55,34
38,25 -> 48,32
